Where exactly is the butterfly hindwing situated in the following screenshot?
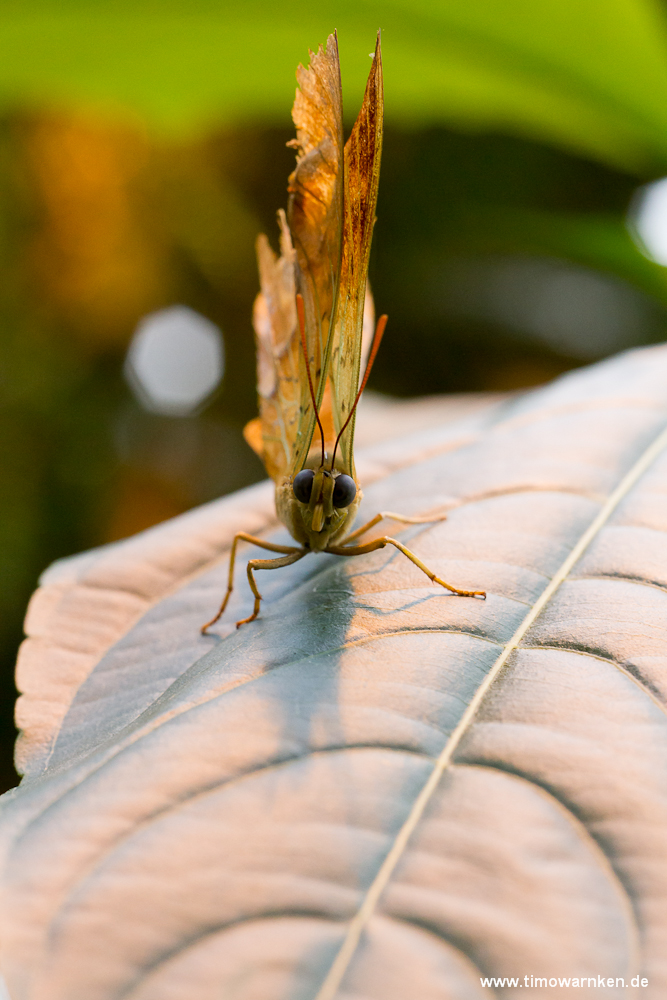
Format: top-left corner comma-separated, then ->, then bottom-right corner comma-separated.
248,211 -> 299,482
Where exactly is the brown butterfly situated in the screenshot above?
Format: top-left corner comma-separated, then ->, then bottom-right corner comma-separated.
203,31 -> 485,631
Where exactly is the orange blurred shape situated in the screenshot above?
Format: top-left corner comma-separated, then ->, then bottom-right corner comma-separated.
26,115 -> 169,344
105,469 -> 189,542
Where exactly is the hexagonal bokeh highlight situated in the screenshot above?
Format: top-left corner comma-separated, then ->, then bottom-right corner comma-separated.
629,177 -> 667,266
125,306 -> 224,416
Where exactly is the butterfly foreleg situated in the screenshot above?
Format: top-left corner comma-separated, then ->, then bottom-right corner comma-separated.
201,533 -> 303,634
238,549 -> 307,628
326,535 -> 486,599
341,510 -> 448,546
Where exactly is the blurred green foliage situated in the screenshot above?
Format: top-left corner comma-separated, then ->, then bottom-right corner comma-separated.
2,3 -> 667,791
3,0 -> 667,170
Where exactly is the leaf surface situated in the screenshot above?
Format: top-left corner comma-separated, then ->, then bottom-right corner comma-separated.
1,350 -> 667,997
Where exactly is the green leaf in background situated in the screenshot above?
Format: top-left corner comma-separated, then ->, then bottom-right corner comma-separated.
446,206 -> 667,305
2,0 -> 667,170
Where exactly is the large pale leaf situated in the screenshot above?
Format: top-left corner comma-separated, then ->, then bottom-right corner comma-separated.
3,1 -> 667,170
1,351 -> 667,997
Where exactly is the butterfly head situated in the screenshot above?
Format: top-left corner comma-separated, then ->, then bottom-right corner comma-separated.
277,465 -> 361,551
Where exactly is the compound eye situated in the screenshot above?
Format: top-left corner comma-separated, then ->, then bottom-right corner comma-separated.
293,469 -> 315,503
332,474 -> 357,508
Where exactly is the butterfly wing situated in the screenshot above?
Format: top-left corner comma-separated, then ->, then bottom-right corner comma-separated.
247,34 -> 343,483
329,34 -> 383,479
246,34 -> 381,485
245,210 -> 300,482
287,32 -> 344,476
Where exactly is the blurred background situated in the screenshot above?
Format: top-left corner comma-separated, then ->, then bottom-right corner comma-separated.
3,0 -> 667,791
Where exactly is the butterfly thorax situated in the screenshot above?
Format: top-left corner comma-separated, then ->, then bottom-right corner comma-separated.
276,469 -> 362,552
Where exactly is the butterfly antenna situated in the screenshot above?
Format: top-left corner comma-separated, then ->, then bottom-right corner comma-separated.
296,293 -> 326,467
331,313 -> 388,472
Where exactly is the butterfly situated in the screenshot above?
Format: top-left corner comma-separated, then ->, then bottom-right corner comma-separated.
202,31 -> 485,631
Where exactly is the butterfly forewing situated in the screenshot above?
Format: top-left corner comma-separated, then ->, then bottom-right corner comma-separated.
247,34 -> 383,485
287,32 -> 344,476
329,34 -> 383,478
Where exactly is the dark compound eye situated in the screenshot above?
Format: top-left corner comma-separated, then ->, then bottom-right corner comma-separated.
293,469 -> 315,503
332,474 -> 357,508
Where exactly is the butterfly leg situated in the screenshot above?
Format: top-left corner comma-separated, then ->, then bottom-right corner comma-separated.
201,533 -> 303,634
341,510 -> 447,545
326,536 -> 486,598
238,549 -> 307,628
